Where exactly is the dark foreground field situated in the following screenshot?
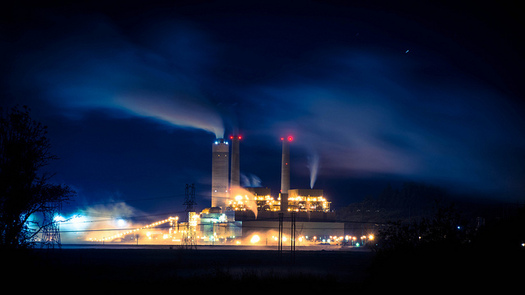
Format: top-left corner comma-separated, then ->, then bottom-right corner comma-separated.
6,243 -> 523,292
8,246 -> 375,291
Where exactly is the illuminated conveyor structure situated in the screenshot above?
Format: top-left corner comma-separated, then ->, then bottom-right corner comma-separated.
91,217 -> 180,243
90,212 -> 241,244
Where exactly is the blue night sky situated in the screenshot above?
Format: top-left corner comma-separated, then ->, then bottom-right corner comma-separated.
1,1 -> 524,217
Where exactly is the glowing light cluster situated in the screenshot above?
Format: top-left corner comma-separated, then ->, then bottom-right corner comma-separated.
250,234 -> 260,243
287,196 -> 326,202
229,193 -> 330,213
188,212 -> 199,227
254,195 -> 280,211
227,194 -> 252,211
287,195 -> 330,212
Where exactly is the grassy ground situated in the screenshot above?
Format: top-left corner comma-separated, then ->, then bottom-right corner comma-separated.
7,247 -> 375,291
6,244 -> 523,292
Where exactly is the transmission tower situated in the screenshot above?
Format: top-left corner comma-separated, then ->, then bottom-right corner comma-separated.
183,183 -> 197,212
182,184 -> 197,249
40,201 -> 61,249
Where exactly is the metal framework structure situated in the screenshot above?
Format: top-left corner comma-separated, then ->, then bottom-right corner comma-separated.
40,201 -> 61,249
183,183 -> 197,212
182,184 -> 197,249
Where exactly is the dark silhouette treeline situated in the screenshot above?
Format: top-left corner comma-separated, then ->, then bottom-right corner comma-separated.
336,181 -> 525,291
337,181 -> 522,229
368,205 -> 524,291
337,182 -> 449,224
0,105 -> 74,249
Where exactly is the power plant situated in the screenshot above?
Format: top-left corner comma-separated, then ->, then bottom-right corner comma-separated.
90,135 -> 350,247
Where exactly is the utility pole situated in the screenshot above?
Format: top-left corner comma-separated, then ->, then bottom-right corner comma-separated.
278,212 -> 283,259
291,211 -> 296,263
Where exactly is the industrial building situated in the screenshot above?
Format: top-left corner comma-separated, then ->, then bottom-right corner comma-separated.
92,135 -> 345,246
193,134 -> 343,245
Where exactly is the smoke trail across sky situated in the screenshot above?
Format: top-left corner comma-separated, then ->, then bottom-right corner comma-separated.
7,14 -> 225,138
116,95 -> 224,138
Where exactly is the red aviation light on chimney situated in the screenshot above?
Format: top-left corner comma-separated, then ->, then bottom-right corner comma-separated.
230,135 -> 242,140
287,136 -> 293,142
238,135 -> 242,140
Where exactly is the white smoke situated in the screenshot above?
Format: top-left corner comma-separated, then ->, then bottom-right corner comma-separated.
116,95 -> 224,138
17,15 -> 226,139
59,202 -> 143,243
240,173 -> 262,187
307,153 -> 320,189
230,186 -> 258,219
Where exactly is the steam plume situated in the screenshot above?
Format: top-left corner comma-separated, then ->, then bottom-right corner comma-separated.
307,153 -> 320,189
59,202 -> 143,243
16,16 -> 225,138
230,186 -> 258,219
117,95 -> 224,138
240,173 -> 262,187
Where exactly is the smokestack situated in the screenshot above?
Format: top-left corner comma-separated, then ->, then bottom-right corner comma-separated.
212,138 -> 229,211
280,136 -> 293,212
230,135 -> 241,188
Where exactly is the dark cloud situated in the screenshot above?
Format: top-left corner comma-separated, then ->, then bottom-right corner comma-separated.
1,1 -> 524,214
4,10 -> 225,138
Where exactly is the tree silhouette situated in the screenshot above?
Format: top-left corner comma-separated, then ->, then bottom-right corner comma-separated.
0,105 -> 75,249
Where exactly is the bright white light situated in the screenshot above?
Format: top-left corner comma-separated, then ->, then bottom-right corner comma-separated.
62,214 -> 89,231
250,235 -> 260,244
54,215 -> 66,222
116,218 -> 127,227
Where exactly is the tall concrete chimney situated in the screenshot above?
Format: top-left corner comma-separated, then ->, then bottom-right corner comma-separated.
211,138 -> 229,211
230,135 -> 241,188
280,136 -> 293,212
